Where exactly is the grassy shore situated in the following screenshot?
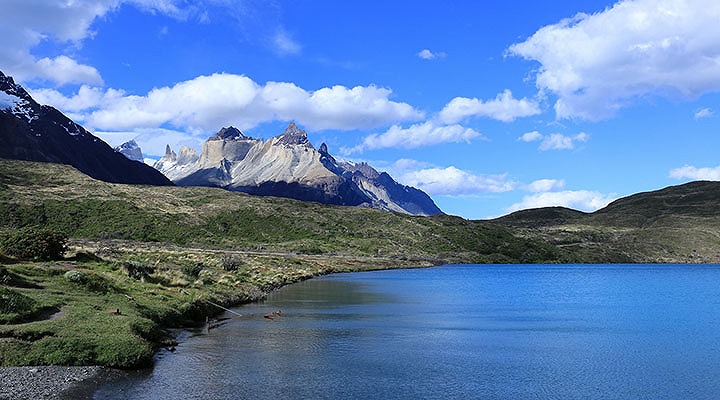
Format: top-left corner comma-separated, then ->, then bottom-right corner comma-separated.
0,239 -> 433,368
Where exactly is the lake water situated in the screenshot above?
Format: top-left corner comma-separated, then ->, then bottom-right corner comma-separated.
94,264 -> 720,399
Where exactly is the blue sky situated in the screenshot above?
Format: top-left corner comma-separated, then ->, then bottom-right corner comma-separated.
4,0 -> 720,219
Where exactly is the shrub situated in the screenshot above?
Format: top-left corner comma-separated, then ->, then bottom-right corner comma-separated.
64,270 -> 87,284
181,262 -> 204,278
121,261 -> 156,281
221,255 -> 244,271
0,227 -> 68,261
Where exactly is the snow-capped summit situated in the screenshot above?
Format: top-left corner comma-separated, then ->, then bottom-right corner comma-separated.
0,70 -> 172,186
114,139 -> 144,162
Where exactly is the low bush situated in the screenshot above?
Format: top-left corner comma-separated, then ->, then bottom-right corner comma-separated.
121,260 -> 156,281
221,255 -> 244,271
0,227 -> 67,261
181,262 -> 203,278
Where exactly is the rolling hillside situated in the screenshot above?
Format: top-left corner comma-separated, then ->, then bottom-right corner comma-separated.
0,159 -> 565,265
494,181 -> 720,263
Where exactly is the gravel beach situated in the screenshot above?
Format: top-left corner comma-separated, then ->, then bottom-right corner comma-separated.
0,366 -> 113,400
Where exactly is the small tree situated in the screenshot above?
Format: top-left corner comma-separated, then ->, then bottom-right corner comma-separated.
0,227 -> 68,261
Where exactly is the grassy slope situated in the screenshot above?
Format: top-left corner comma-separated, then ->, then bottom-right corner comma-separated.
494,181 -> 720,263
0,159 -> 572,367
0,159 -> 568,264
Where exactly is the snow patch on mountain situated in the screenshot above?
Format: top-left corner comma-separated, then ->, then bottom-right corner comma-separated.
114,139 -> 144,162
155,123 -> 442,215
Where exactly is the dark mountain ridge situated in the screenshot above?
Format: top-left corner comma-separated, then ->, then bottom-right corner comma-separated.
0,71 -> 172,186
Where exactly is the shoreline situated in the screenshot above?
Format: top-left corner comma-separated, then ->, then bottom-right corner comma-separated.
0,365 -> 114,400
0,246 -> 441,398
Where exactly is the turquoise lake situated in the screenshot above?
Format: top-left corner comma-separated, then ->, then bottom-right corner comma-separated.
94,264 -> 720,399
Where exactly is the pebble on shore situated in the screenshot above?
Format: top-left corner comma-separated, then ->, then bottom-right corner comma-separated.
0,366 -> 106,400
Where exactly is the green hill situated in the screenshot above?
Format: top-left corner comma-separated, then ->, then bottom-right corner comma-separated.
494,181 -> 720,263
3,159 -> 720,367
0,159 -> 566,264
0,159 -> 571,367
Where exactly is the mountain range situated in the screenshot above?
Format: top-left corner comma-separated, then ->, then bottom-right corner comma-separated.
154,123 -> 442,215
0,70 -> 439,215
0,71 -> 171,186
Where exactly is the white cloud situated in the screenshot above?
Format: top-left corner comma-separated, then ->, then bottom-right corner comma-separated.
508,0 -> 720,120
0,0 -> 193,85
39,73 -> 423,133
669,165 -> 720,181
518,131 -> 589,151
33,56 -> 104,86
417,49 -> 447,60
694,107 -> 714,119
29,85 -> 125,112
394,165 -> 516,196
439,90 -> 541,123
518,130 -> 543,142
272,29 -> 302,55
507,190 -> 616,213
538,132 -> 588,151
526,179 -> 565,192
344,121 -> 483,154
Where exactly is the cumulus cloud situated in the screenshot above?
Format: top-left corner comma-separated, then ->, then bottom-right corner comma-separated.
36,73 -> 423,133
508,0 -> 720,120
417,49 -> 447,60
694,107 -> 714,119
669,165 -> 720,181
385,160 -> 516,196
526,179 -> 565,192
518,130 -> 543,142
0,0 -> 189,85
517,131 -> 589,151
439,90 -> 541,123
507,190 -> 616,213
344,121 -> 483,154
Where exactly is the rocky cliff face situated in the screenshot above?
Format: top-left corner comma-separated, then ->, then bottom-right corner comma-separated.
0,70 -> 172,186
114,139 -> 143,162
155,123 -> 442,215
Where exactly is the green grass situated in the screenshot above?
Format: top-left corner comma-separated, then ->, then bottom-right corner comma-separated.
6,157 -> 720,367
0,247 -> 421,367
0,159 -> 569,264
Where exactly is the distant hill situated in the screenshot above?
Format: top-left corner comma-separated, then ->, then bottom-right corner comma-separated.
0,159 -> 564,264
0,71 -> 172,186
494,181 -> 720,263
154,123 -> 442,216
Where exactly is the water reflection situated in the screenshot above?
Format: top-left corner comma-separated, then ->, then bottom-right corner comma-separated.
94,265 -> 720,400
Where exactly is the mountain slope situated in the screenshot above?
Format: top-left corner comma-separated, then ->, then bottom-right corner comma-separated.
494,181 -> 720,263
155,123 -> 442,215
0,159 -> 564,264
0,71 -> 172,186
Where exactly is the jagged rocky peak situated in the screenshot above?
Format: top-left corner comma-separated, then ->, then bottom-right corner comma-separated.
276,122 -> 309,146
114,139 -> 143,162
319,142 -> 329,154
349,162 -> 381,179
176,146 -> 199,165
0,70 -> 30,99
212,126 -> 246,141
163,144 -> 177,161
